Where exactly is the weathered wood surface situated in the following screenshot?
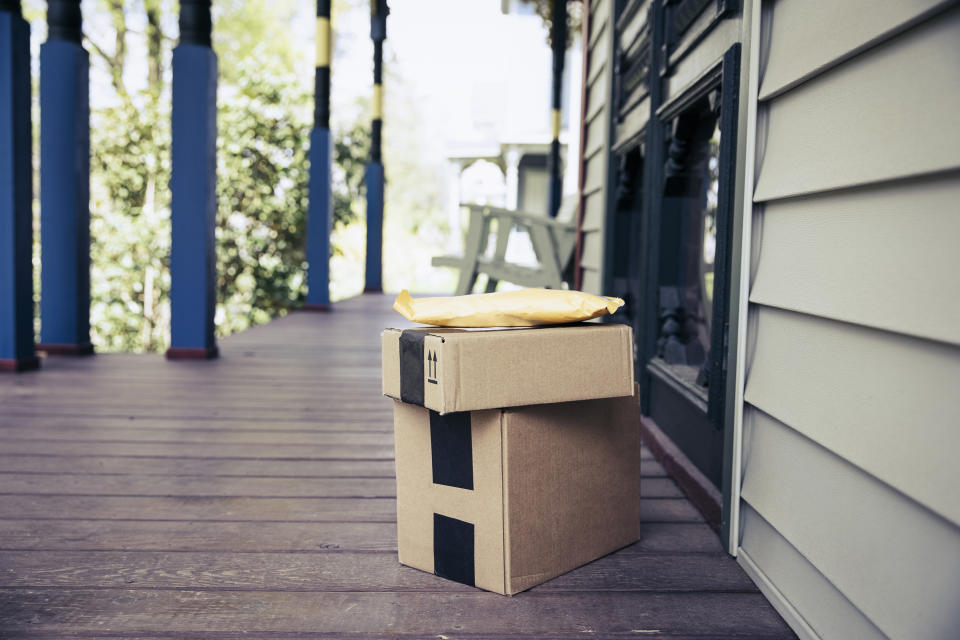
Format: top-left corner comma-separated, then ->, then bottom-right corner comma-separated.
0,294 -> 794,638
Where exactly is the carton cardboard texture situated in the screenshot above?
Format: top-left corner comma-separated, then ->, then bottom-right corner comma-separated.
382,323 -> 635,414
393,394 -> 641,595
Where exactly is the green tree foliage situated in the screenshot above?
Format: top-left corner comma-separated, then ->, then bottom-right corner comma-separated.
89,100 -> 171,351
79,0 -> 367,351
84,0 -> 172,352
216,78 -> 310,334
332,122 -> 369,235
215,74 -> 368,335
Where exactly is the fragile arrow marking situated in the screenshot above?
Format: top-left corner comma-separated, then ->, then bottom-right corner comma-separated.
427,350 -> 438,384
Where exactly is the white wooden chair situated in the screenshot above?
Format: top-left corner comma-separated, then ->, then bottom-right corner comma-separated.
432,196 -> 579,295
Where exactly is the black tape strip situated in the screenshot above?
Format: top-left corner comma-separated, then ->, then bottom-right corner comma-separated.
433,513 -> 475,587
399,330 -> 425,406
429,411 -> 473,490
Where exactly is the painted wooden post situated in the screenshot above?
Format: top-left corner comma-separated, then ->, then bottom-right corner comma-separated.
305,0 -> 333,310
364,0 -> 388,293
38,0 -> 91,356
547,0 -> 567,219
167,0 -> 218,359
0,0 -> 39,372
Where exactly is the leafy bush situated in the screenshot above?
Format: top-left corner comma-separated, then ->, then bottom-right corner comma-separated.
80,0 -> 368,351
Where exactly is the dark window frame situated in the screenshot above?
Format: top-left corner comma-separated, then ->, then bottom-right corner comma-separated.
661,0 -> 739,75
641,43 -> 740,429
606,138 -> 648,379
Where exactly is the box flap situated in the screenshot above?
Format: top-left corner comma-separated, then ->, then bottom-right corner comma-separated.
382,324 -> 634,414
501,394 -> 642,594
393,402 -> 506,594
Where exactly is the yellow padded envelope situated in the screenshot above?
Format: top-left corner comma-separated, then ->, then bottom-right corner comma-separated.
393,288 -> 624,327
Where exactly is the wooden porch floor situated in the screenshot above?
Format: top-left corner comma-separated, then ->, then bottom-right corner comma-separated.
0,294 -> 794,639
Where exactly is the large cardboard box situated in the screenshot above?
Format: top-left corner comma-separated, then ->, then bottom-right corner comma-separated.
393,394 -> 641,595
382,323 -> 634,414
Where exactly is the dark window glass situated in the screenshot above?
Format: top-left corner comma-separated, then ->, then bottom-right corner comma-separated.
656,95 -> 720,388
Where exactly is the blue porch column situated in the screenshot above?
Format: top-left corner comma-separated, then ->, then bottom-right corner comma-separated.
0,1 -> 39,372
304,0 -> 333,311
167,0 -> 218,359
38,0 -> 92,355
364,0 -> 388,293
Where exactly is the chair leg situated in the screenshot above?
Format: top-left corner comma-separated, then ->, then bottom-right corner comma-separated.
528,225 -> 564,289
452,208 -> 489,295
484,277 -> 499,293
455,267 -> 478,296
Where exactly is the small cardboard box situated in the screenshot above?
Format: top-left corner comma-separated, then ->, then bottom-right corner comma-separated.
393,394 -> 641,595
382,324 -> 635,414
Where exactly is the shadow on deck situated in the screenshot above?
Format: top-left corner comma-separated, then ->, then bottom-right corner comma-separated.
0,294 -> 794,638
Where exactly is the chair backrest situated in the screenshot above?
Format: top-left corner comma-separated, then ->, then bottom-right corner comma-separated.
552,196 -> 581,274
556,194 -> 579,223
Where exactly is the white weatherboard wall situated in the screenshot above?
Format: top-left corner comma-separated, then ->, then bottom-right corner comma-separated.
578,0 -> 615,294
736,1 -> 960,638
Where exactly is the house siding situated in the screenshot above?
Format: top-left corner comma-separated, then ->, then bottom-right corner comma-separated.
578,0 -> 616,294
738,1 -> 960,638
739,504 -> 885,640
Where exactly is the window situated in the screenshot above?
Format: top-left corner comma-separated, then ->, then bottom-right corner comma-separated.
655,93 -> 721,392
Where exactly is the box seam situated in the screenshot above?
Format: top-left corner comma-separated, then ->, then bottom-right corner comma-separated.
436,335 -> 447,414
500,409 -> 508,595
453,339 -> 464,414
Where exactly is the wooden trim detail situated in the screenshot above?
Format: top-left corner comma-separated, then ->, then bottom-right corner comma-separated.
640,413 -> 722,529
165,346 -> 219,360
36,342 -> 94,356
738,549 -> 820,640
0,356 -> 40,372
574,0 -> 592,290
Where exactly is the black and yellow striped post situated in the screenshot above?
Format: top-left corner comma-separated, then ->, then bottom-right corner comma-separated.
305,0 -> 333,310
547,0 -> 567,219
364,0 -> 388,293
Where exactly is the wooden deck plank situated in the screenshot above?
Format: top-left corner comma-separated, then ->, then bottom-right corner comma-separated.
0,427 -> 395,444
0,472 -> 676,498
0,456 -> 398,477
0,474 -> 400,497
1,635 -> 791,640
0,415 -> 395,432
0,521 -> 722,554
0,551 -> 758,592
0,294 -> 792,638
0,495 -> 692,523
0,463 -> 665,481
4,636 -> 790,640
0,519 -> 400,553
0,495 -> 400,522
0,590 -> 792,636
0,455 -> 666,479
0,440 -> 396,458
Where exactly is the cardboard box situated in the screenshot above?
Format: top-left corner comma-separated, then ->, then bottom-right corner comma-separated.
382,323 -> 635,414
393,394 -> 641,595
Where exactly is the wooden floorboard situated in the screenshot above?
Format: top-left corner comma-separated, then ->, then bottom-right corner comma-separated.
0,294 -> 795,638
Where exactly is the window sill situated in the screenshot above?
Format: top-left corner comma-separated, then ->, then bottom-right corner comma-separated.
647,357 -> 709,413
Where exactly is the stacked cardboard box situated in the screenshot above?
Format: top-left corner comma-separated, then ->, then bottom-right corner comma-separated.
382,323 -> 640,595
